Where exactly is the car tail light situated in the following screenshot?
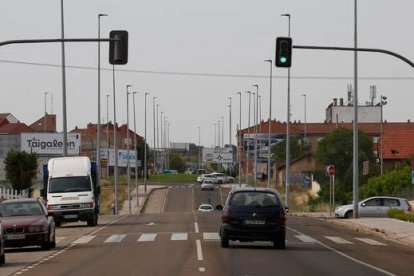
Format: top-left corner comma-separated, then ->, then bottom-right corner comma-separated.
221,208 -> 231,223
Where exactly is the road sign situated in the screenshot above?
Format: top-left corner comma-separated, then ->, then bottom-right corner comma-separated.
327,165 -> 335,176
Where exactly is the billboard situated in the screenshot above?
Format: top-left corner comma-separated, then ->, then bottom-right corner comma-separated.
102,149 -> 140,168
202,147 -> 233,164
20,133 -> 81,155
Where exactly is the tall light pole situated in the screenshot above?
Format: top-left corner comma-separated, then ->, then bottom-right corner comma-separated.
97,13 -> 108,188
160,111 -> 164,172
302,94 -> 307,144
126,85 -> 132,214
237,92 -> 242,187
353,0 -> 360,218
380,95 -> 387,176
198,126 -> 201,169
214,123 -> 217,148
152,97 -> 157,176
221,116 -> 224,148
246,91 -> 251,185
281,13 -> 291,208
144,92 -> 149,193
112,65 -> 118,214
132,92 -> 139,207
106,94 -> 110,176
252,85 -> 259,186
156,104 -> 160,173
265,60 -> 273,188
228,97 -> 232,176
44,92 -> 48,132
60,0 -> 68,156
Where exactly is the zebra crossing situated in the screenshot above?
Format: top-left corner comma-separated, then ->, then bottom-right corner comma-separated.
59,232 -> 387,247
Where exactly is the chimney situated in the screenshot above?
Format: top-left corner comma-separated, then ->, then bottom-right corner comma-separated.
339,98 -> 344,106
333,98 -> 337,106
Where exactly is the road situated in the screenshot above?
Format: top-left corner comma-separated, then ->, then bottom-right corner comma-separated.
3,183 -> 414,276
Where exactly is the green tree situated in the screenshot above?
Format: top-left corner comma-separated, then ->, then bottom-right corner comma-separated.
169,153 -> 186,172
272,135 -> 303,162
314,128 -> 376,203
4,150 -> 38,195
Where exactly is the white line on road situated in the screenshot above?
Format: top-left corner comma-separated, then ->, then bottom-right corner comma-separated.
203,232 -> 220,240
355,237 -> 386,246
138,233 -> 157,242
171,233 -> 188,240
72,235 -> 96,244
325,236 -> 353,244
196,239 -> 203,261
104,234 -> 126,243
295,234 -> 317,243
195,222 -> 199,233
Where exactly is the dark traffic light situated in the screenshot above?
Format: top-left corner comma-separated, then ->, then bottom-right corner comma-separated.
109,30 -> 128,65
275,37 -> 292,68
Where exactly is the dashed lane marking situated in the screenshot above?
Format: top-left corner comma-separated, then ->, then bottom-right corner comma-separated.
104,234 -> 127,243
325,236 -> 354,244
138,233 -> 157,242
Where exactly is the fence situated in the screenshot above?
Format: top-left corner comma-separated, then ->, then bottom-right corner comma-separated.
0,187 -> 29,200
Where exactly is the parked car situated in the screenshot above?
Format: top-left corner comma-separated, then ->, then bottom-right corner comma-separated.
0,222 -> 4,266
198,203 -> 214,212
218,187 -> 286,249
335,196 -> 412,219
211,172 -> 234,183
201,180 -> 215,191
197,174 -> 220,184
193,169 -> 207,175
0,198 -> 56,250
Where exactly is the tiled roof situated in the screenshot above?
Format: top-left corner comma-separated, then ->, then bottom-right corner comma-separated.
0,123 -> 34,134
381,129 -> 414,159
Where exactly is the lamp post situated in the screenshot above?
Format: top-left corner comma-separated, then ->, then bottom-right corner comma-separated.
237,92 -> 242,187
97,13 -> 108,188
353,0 -> 360,218
156,104 -> 160,173
302,94 -> 307,144
265,60 -> 273,188
106,94 -> 110,176
214,123 -> 217,148
132,91 -> 139,207
126,85 -> 132,214
152,97 -> 157,177
380,95 -> 387,176
246,91 -> 251,185
198,126 -> 201,169
112,65 -> 118,214
142,92 -> 149,193
281,12 -> 291,208
228,96 -> 232,176
44,92 -> 48,132
252,85 -> 259,186
60,0 -> 68,156
161,111 -> 164,172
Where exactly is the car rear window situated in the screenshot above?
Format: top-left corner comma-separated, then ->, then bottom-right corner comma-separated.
229,191 -> 281,207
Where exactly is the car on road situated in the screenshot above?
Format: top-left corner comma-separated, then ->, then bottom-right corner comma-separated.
198,203 -> 214,212
201,180 -> 215,191
211,172 -> 234,183
0,198 -> 56,250
0,222 -> 4,266
197,174 -> 220,184
218,187 -> 286,249
335,196 -> 412,219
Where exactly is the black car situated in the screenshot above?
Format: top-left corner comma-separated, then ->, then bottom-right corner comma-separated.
219,187 -> 286,249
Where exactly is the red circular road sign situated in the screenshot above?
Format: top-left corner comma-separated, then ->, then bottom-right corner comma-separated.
327,165 -> 335,176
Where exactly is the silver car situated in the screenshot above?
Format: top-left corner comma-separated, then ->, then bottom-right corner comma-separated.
335,196 -> 412,218
201,180 -> 215,191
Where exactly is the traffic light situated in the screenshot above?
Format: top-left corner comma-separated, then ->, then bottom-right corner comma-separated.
275,37 -> 292,68
109,30 -> 128,65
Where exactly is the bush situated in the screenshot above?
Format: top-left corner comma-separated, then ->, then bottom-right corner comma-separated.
388,208 -> 414,222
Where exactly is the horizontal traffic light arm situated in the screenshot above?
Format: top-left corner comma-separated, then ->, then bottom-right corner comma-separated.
293,45 -> 414,69
0,38 -> 118,47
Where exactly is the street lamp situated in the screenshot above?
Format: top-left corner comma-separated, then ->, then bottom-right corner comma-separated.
379,95 -> 387,176
236,92 -> 242,187
198,126 -> 201,169
246,91 -> 252,185
97,13 -> 108,189
144,92 -> 149,193
265,59 -> 273,189
252,85 -> 259,186
152,97 -> 157,176
302,94 -> 307,145
60,0 -> 68,156
44,92 -> 48,132
126,85 -> 132,214
132,91 -> 139,207
106,94 -> 110,176
281,12 -> 291,208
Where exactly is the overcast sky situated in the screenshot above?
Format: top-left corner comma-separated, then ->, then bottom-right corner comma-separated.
1,0 -> 414,148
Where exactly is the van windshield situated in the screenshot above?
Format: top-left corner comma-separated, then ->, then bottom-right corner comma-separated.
49,176 -> 92,193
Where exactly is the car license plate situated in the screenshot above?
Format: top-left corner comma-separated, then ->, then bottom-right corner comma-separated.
245,220 -> 265,225
5,234 -> 25,240
64,214 -> 78,219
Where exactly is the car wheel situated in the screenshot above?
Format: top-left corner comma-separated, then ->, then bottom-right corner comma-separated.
55,220 -> 62,227
0,252 -> 5,266
87,214 -> 98,226
273,236 -> 286,249
345,211 -> 353,219
49,228 -> 56,249
220,229 -> 229,248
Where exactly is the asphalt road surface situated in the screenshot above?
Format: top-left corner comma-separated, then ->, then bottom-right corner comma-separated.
3,183 -> 414,276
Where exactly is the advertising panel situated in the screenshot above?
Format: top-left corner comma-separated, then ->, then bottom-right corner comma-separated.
20,133 -> 81,155
202,147 -> 233,164
105,149 -> 140,168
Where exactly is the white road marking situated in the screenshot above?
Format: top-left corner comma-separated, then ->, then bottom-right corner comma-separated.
355,237 -> 386,246
196,239 -> 203,261
295,234 -> 317,243
72,235 -> 96,244
199,267 -> 206,272
195,222 -> 199,233
138,233 -> 157,242
171,233 -> 188,240
325,236 -> 353,244
203,232 -> 220,240
104,234 -> 126,243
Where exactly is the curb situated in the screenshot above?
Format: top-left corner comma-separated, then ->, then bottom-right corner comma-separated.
140,186 -> 167,213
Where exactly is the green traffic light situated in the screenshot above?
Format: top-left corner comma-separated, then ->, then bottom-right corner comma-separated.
279,57 -> 287,63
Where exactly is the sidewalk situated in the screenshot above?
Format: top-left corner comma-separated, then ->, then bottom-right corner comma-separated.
292,212 -> 414,248
118,184 -> 167,215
